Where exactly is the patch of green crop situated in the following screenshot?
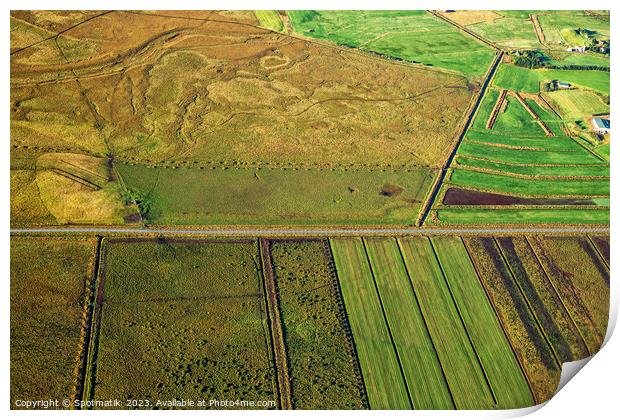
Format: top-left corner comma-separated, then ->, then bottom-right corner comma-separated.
449,168 -> 609,196
116,163 -> 435,226
288,10 -> 494,76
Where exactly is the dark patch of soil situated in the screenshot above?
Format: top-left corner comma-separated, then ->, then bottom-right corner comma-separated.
123,213 -> 142,223
443,187 -> 598,206
379,183 -> 404,197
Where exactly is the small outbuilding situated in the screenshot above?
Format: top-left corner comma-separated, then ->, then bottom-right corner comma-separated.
592,118 -> 610,134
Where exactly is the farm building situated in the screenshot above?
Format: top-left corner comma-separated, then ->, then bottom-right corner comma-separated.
565,46 -> 587,53
592,118 -> 610,134
552,80 -> 571,89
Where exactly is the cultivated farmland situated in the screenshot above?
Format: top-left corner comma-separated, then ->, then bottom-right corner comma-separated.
9,8 -> 611,412
10,237 -> 97,408
92,240 -> 276,406
269,240 -> 366,409
288,11 -> 495,77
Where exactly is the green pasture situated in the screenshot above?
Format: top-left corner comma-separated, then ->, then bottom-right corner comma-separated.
398,237 -> 494,409
457,142 -> 602,165
434,208 -> 609,224
288,10 -> 495,76
116,163 -> 434,226
330,238 -> 411,409
432,237 -> 534,408
364,238 -> 454,409
449,169 -> 610,196
455,156 -> 609,178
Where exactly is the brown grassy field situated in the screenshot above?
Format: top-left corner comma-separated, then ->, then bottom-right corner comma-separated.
10,236 -> 97,408
11,10 -> 471,168
527,236 -> 609,354
11,10 -> 472,226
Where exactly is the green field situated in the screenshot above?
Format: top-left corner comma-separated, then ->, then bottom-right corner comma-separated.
468,14 -> 541,48
11,237 -> 96,408
117,163 -> 434,226
431,237 -> 534,408
269,240 -> 366,409
363,238 -> 454,409
494,65 -> 610,94
455,156 -> 609,178
288,10 -> 495,76
466,131 -> 582,152
462,140 -> 602,165
493,95 -> 545,136
471,88 -> 500,130
457,142 -> 602,165
538,13 -> 610,45
449,169 -> 609,196
254,10 -> 284,32
493,65 -> 541,93
545,90 -> 609,119
398,237 -> 494,409
94,240 -> 276,404
435,208 -> 609,225
329,238 -> 411,409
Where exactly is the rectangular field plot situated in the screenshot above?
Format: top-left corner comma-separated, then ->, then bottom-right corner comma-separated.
527,236 -> 609,353
448,169 -> 609,197
269,240 -> 366,409
93,240 -> 276,406
363,238 -> 454,409
431,237 -> 533,408
10,237 -> 96,407
495,237 -> 589,362
434,208 -> 610,225
117,164 -> 434,226
455,156 -> 609,178
464,237 -> 560,404
398,238 -> 494,409
329,238 -> 411,409
288,11 -> 495,76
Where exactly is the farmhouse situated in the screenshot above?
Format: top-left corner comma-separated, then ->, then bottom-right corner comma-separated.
552,80 -> 571,89
592,118 -> 610,134
565,46 -> 587,52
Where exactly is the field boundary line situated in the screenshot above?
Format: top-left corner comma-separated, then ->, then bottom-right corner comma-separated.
360,238 -> 415,409
71,236 -> 102,406
428,238 -> 497,407
418,50 -> 504,226
461,238 -> 537,404
530,14 -> 547,45
81,237 -> 108,406
486,89 -> 507,129
429,11 -> 498,49
395,238 -> 457,409
523,236 -> 593,356
323,239 -> 370,409
586,235 -> 610,271
11,11 -> 114,56
259,238 -> 293,410
492,237 -> 562,367
513,92 -> 554,136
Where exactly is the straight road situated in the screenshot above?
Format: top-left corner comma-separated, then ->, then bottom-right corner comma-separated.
10,226 -> 610,237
